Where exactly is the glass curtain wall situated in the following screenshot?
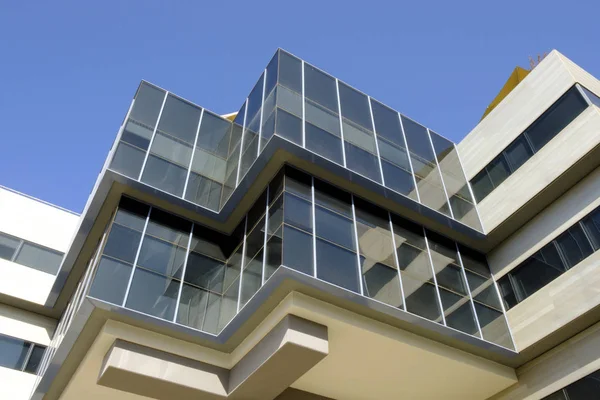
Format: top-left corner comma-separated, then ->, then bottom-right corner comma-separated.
87,167 -> 512,349
109,51 -> 481,231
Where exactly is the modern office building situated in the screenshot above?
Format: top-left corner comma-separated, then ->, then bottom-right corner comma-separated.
1,48 -> 600,399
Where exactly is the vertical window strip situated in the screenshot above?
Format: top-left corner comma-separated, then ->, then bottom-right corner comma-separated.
122,206 -> 153,307
138,91 -> 169,180
182,109 -> 205,199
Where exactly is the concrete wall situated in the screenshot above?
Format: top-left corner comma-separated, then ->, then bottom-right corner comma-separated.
0,187 -> 79,304
489,321 -> 600,400
0,304 -> 56,400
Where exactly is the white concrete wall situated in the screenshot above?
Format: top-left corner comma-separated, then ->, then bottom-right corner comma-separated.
0,304 -> 56,400
0,187 -> 79,304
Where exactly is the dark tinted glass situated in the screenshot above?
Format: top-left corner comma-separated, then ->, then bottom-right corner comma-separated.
582,209 -> 600,250
471,170 -> 494,203
275,108 -> 302,145
115,197 -> 149,230
110,142 -> 145,179
103,224 -> 142,264
278,50 -> 302,94
241,250 -> 263,306
316,239 -> 359,293
401,116 -> 435,163
555,224 -> 594,268
445,301 -> 479,336
131,83 -> 166,128
402,276 -> 441,321
305,123 -> 344,165
284,167 -> 312,200
362,261 -> 402,308
137,237 -> 187,278
185,173 -> 222,211
282,225 -> 313,276
177,284 -> 219,333
526,87 -> 588,151
505,135 -> 533,171
498,277 -> 518,309
121,120 -> 152,150
338,82 -> 373,130
264,229 -> 282,279
0,335 -> 29,370
197,112 -> 231,158
564,370 -> 600,400
89,257 -> 132,305
315,206 -> 355,250
382,161 -> 416,197
370,99 -> 404,147
141,155 -> 187,197
486,155 -> 510,188
184,252 -> 225,292
264,51 -> 279,96
157,95 -> 202,144
344,142 -> 382,183
246,73 -> 265,122
511,254 -> 564,299
24,344 -> 45,374
0,233 -> 20,260
284,193 -> 313,232
126,269 -> 179,320
304,65 -> 338,113
314,179 -> 352,217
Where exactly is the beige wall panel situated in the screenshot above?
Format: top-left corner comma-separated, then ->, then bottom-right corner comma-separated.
478,106 -> 600,232
559,52 -> 600,97
488,165 -> 600,278
458,51 -> 574,179
489,321 -> 600,400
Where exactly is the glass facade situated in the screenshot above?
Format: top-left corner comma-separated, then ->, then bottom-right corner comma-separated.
0,231 -> 64,274
108,49 -> 482,231
542,368 -> 600,399
471,85 -> 590,203
499,203 -> 600,309
88,166 -> 513,349
0,333 -> 45,375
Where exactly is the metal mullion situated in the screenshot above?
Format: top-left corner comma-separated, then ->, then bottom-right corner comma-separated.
426,128 -> 455,219
398,113 -> 421,203
11,239 -> 25,262
236,217 -> 248,312
301,60 -> 306,148
261,186 -> 270,285
122,206 -> 152,307
139,91 -> 169,180
350,195 -> 364,295
388,212 -> 407,311
257,70 -> 267,156
575,83 -> 592,106
367,97 -> 386,186
453,143 -> 485,231
21,342 -> 35,372
173,223 -> 195,323
235,99 -> 249,186
455,243 -> 483,338
311,177 -> 317,278
335,79 -> 347,167
422,228 -> 446,326
182,109 -> 205,199
578,220 -> 597,253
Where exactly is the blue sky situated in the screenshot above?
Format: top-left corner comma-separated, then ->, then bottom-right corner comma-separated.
1,1 -> 599,213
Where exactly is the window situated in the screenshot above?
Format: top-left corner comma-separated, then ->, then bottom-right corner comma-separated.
0,333 -> 46,375
542,368 -> 600,399
500,204 -> 600,309
470,85 -> 589,202
0,232 -> 64,275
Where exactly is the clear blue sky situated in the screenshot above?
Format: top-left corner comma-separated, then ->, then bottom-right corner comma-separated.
1,1 -> 599,213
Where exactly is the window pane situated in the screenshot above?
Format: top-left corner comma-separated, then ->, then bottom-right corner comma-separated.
555,225 -> 594,268
316,239 -> 359,293
14,243 -> 63,274
103,224 -> 142,264
0,335 -> 29,370
304,64 -> 338,113
265,228 -> 283,280
150,133 -> 193,167
277,85 -> 302,117
305,123 -> 343,165
110,142 -> 145,179
278,50 -> 302,94
474,302 -> 513,349
314,179 -> 352,217
131,83 -> 165,128
362,260 -> 402,308
241,251 -> 263,306
185,173 -> 222,211
371,99 -> 404,147
121,120 -> 153,150
284,167 -> 312,200
382,161 -> 416,199
177,284 -> 221,334
141,155 -> 187,197
565,370 -> 600,399
505,136 -> 533,172
315,206 -> 355,250
197,112 -> 231,158
378,138 -> 410,171
0,233 -> 20,260
338,82 -> 373,130
126,269 -> 179,320
471,170 -> 494,203
582,209 -> 600,250
344,142 -> 381,183
511,253 -> 564,300
282,225 -> 313,276
445,301 -> 479,336
137,236 -> 187,278
264,52 -> 278,98
498,276 -> 518,309
219,276 -> 239,331
526,86 -> 588,151
486,155 -> 510,188
275,108 -> 302,145
284,193 -> 313,232
191,147 -> 227,183
402,274 -> 441,321
268,194 -> 284,235
24,344 -> 45,374
157,95 -> 202,144
89,257 -> 132,305
184,252 -> 225,292
146,209 -> 191,245
401,116 -> 435,163
305,99 -> 340,136
343,121 -> 377,153
114,198 -> 149,231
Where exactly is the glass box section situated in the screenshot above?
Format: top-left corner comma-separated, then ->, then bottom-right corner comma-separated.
109,49 -> 482,231
88,166 -> 512,349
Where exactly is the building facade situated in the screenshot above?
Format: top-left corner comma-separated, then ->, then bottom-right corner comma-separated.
1,49 -> 599,399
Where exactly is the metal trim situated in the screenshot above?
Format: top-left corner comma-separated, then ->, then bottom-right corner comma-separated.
335,79 -> 347,167
122,206 -> 152,307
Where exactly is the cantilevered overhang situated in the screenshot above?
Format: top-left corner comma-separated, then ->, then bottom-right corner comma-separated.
45,134 -> 487,318
33,268 -> 517,400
